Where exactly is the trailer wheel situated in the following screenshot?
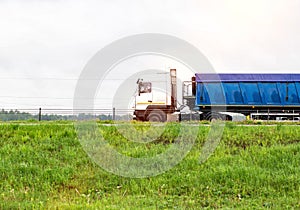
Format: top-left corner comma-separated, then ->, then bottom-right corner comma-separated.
204,112 -> 224,121
147,109 -> 167,122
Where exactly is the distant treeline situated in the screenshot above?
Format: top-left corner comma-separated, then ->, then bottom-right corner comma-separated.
0,109 -> 132,121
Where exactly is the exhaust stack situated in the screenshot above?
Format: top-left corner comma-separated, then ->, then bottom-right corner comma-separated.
170,69 -> 177,109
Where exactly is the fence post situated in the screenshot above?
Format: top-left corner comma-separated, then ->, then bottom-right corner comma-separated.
39,108 -> 42,121
293,110 -> 295,121
112,107 -> 116,121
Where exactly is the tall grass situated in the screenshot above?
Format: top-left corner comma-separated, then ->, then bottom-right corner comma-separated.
0,122 -> 299,209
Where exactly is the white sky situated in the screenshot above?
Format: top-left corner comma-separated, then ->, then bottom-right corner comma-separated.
0,0 -> 300,110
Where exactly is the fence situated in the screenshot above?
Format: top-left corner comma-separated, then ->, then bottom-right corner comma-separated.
0,108 -> 134,121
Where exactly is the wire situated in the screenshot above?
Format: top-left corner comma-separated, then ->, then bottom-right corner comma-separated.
0,77 -> 125,81
0,77 -> 169,83
0,96 -> 115,99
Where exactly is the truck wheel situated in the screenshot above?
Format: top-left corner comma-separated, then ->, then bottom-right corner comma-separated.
147,110 -> 167,122
204,112 -> 224,121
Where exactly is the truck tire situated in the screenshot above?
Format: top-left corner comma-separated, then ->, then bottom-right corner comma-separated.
147,109 -> 167,122
204,112 -> 224,121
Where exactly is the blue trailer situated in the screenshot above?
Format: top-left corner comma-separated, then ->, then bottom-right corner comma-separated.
193,73 -> 300,120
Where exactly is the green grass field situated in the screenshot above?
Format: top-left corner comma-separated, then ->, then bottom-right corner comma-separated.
0,121 -> 299,209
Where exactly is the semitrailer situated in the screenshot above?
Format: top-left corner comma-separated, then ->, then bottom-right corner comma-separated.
133,69 -> 300,121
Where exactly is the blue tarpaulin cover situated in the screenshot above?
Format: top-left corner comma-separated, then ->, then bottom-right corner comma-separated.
195,73 -> 300,106
195,74 -> 300,82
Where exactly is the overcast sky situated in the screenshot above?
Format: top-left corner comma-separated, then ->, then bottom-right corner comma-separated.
0,0 -> 300,111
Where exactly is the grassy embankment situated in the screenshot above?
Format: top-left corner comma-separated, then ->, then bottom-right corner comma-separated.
0,121 -> 299,209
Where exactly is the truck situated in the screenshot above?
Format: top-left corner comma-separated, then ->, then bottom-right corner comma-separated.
133,69 -> 300,121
